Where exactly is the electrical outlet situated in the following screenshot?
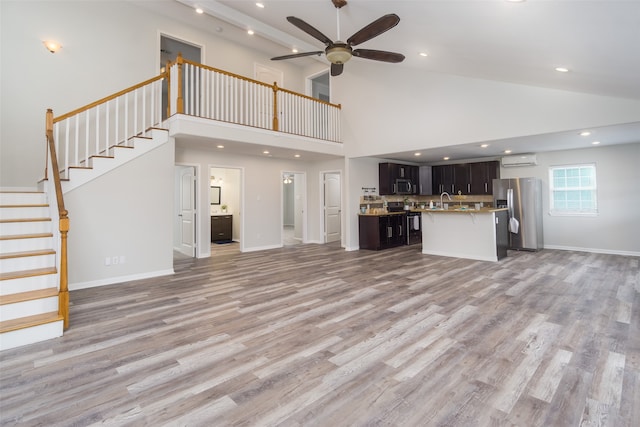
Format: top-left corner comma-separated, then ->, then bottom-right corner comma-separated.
112,256 -> 119,265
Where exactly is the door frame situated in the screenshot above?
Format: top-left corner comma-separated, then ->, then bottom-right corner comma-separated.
208,165 -> 245,254
320,170 -> 343,245
174,162 -> 200,258
306,69 -> 331,101
281,170 -> 307,245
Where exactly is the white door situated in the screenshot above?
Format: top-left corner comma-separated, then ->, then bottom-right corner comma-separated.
178,167 -> 196,256
324,172 -> 341,243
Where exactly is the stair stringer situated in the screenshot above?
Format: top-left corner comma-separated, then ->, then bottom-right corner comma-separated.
60,128 -> 169,193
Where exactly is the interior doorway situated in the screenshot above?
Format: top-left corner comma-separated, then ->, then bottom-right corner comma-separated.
209,166 -> 242,253
323,171 -> 341,243
282,171 -> 306,246
308,70 -> 330,102
174,165 -> 197,258
160,34 -> 202,119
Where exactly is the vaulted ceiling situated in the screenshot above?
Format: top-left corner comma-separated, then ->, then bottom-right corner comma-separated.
143,0 -> 640,162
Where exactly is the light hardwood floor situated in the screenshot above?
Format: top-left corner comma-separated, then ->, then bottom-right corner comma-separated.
1,244 -> 638,426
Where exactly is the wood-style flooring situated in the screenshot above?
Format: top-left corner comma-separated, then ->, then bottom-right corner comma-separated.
1,243 -> 639,426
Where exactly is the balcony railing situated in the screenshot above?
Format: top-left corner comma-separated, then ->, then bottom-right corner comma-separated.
51,54 -> 342,178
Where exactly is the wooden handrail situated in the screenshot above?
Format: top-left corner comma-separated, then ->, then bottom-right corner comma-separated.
181,57 -> 342,109
45,109 -> 69,329
53,74 -> 166,123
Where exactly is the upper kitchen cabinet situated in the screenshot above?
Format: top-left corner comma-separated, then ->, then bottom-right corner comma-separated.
432,161 -> 500,195
469,161 -> 499,194
418,166 -> 432,195
379,163 -> 418,195
432,165 -> 455,194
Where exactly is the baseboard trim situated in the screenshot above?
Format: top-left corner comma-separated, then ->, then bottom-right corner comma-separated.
242,244 -> 282,253
544,245 -> 640,257
70,269 -> 175,291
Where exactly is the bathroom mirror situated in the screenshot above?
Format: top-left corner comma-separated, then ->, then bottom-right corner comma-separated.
210,186 -> 221,205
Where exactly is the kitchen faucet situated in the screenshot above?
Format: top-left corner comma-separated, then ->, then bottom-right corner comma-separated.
440,192 -> 452,209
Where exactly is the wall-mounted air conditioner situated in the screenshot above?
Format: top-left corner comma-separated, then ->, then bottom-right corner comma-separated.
501,154 -> 537,167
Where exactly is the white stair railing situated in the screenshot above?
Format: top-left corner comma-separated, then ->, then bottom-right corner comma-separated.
52,76 -> 165,178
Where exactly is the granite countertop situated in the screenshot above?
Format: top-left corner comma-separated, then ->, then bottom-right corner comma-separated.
359,207 -> 507,216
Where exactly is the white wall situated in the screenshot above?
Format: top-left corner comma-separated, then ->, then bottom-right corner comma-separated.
0,0 -> 309,187
500,143 -> 640,255
176,143 -> 344,255
65,140 -> 175,289
332,61 -> 640,159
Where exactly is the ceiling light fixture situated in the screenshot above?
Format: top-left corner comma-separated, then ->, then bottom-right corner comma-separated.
414,152 -> 421,156
195,7 -> 203,14
292,48 -> 298,53
555,67 -> 569,73
419,52 -> 428,57
256,2 -> 265,8
443,157 -> 450,161
294,154 -> 301,158
580,131 -> 591,136
43,40 -> 61,53
247,29 -> 255,35
263,150 -> 269,154
592,141 -> 601,145
504,150 -> 512,154
217,145 -> 224,149
326,44 -> 352,64
480,144 -> 489,148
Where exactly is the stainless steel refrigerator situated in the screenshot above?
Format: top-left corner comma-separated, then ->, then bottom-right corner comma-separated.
493,177 -> 543,251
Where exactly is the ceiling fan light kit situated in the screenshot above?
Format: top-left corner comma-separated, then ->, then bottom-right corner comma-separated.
271,0 -> 404,76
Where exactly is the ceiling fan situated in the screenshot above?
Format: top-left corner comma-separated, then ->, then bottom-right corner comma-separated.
270,0 -> 405,76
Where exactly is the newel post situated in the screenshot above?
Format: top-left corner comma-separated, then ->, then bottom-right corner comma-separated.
272,82 -> 279,131
176,53 -> 184,114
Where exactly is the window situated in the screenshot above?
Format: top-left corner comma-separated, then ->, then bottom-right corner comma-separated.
549,164 -> 597,215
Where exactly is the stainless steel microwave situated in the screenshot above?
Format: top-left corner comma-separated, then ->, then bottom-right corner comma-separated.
394,179 -> 414,194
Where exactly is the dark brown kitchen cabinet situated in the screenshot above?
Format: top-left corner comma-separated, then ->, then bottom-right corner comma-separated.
379,163 -> 418,195
432,165 -> 455,194
469,161 -> 500,195
433,161 -> 499,195
359,214 -> 406,250
211,215 -> 232,242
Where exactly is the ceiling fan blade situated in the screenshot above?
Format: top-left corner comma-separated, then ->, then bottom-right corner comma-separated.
271,51 -> 324,61
331,63 -> 344,77
347,14 -> 400,47
287,16 -> 333,46
352,49 -> 405,63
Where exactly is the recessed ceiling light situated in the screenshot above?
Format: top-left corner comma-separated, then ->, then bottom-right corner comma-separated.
414,152 -> 421,156
247,29 -> 255,35
480,144 -> 489,148
263,150 -> 270,154
555,67 -> 569,73
217,145 -> 224,149
294,154 -> 301,158
256,2 -> 265,8
419,52 -> 428,57
292,48 -> 298,53
195,7 -> 203,14
592,141 -> 601,145
504,150 -> 512,154
580,131 -> 591,136
443,157 -> 450,160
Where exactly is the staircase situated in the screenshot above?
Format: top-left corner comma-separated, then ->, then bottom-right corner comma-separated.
0,191 -> 64,351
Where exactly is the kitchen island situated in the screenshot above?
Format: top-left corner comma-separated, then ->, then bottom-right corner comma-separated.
420,208 -> 508,261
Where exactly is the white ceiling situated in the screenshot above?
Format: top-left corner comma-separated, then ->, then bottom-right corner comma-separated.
148,0 -> 640,163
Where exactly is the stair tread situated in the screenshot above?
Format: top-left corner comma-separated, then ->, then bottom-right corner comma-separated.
0,266 -> 57,281
0,311 -> 63,334
0,217 -> 52,223
0,232 -> 53,241
0,287 -> 59,305
0,249 -> 56,260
